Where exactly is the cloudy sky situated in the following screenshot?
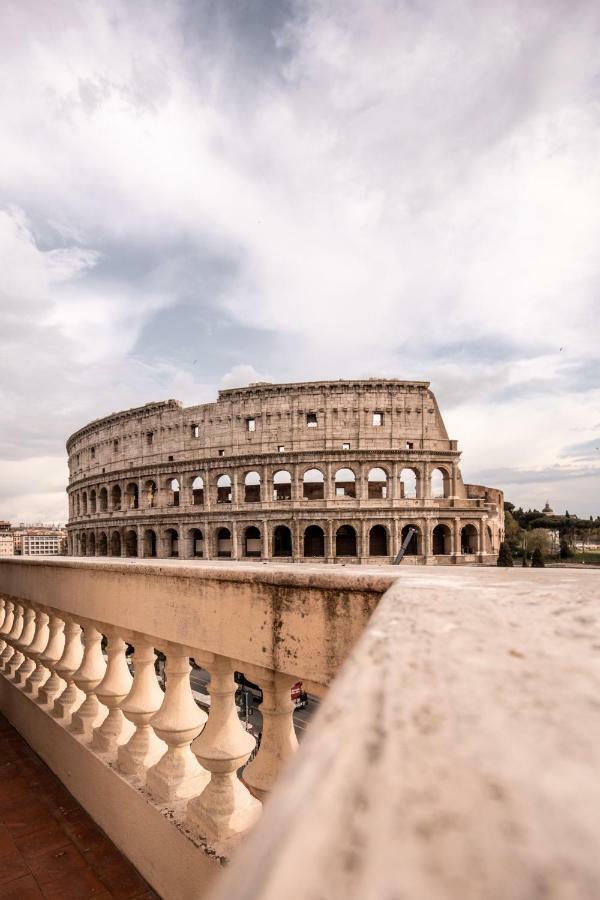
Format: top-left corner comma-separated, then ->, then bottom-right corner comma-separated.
1,0 -> 599,523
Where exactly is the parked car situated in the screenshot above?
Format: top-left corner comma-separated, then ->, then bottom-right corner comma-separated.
234,672 -> 308,709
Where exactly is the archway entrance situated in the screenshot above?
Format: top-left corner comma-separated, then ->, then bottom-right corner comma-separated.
304,525 -> 325,557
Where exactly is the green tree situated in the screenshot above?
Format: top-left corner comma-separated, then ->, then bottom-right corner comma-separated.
526,528 -> 551,557
531,547 -> 545,567
560,538 -> 574,559
497,541 -> 514,567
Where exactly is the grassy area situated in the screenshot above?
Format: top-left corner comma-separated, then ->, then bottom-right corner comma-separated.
568,551 -> 600,565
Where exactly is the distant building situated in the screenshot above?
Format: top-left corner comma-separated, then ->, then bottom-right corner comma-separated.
21,532 -> 62,556
0,521 -> 14,556
542,500 -> 554,517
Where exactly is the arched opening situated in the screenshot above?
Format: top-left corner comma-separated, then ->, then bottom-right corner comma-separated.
336,525 -> 357,557
369,525 -> 388,556
82,492 -> 88,515
334,468 -> 356,498
304,525 -> 325,557
273,470 -> 292,501
461,524 -> 478,554
190,528 -> 204,558
192,476 -> 204,506
99,487 -> 108,512
273,525 -> 292,557
126,483 -> 139,510
487,525 -> 493,552
400,468 -> 417,499
367,467 -> 388,499
431,468 -> 450,499
244,526 -> 262,557
244,471 -> 261,503
111,485 -> 122,511
303,468 -> 324,500
168,478 -> 180,507
143,529 -> 157,558
165,528 -> 179,558
90,489 -> 97,514
216,527 -> 232,558
88,532 -> 96,556
98,532 -> 108,556
217,474 -> 232,504
81,533 -> 87,556
432,523 -> 451,555
110,531 -> 121,557
76,494 -> 81,516
125,529 -> 138,557
401,524 -> 420,555
145,480 -> 158,508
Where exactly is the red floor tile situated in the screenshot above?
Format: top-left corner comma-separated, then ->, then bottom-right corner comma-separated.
0,873 -> 44,899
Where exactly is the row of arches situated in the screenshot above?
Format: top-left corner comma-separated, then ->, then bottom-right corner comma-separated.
73,522 -> 486,560
72,466 -> 453,516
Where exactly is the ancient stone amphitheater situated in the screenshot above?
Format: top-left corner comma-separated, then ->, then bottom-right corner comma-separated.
66,379 -> 503,564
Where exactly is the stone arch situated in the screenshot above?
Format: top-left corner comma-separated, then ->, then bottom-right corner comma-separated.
144,480 -> 158,509
273,524 -> 292,557
98,532 -> 108,556
90,489 -> 97,514
244,471 -> 261,503
126,482 -> 139,510
401,523 -> 420,555
189,528 -> 204,558
487,525 -> 493,552
216,526 -> 232,557
111,484 -> 122,511
336,524 -> 357,557
81,532 -> 87,556
143,529 -> 157,558
303,468 -> 324,500
164,527 -> 179,558
461,523 -> 479,554
88,531 -> 96,556
273,470 -> 292,501
191,476 -> 204,506
110,530 -> 121,557
82,491 -> 88,515
400,468 -> 418,499
76,494 -> 81,516
217,474 -> 232,504
334,467 -> 356,498
125,529 -> 138,557
367,467 -> 388,500
99,487 -> 108,512
167,478 -> 180,507
304,524 -> 325,557
431,467 -> 450,499
369,524 -> 388,556
244,525 -> 262,557
432,523 -> 452,555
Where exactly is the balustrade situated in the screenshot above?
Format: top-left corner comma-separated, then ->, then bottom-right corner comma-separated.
92,630 -> 134,753
118,637 -> 166,774
0,599 -> 14,654
242,670 -> 298,802
51,619 -> 85,723
0,602 -> 23,671
11,605 -> 37,684
37,614 -> 66,706
22,608 -> 50,695
70,623 -> 107,738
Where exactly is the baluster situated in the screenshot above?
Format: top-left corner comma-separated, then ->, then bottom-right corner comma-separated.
146,646 -> 209,801
37,615 -> 66,707
70,624 -> 107,738
118,637 -> 166,774
51,620 -> 84,723
91,631 -> 134,753
242,671 -> 299,801
0,599 -> 14,654
0,598 -> 5,631
0,603 -> 24,672
187,655 -> 261,840
10,605 -> 37,682
22,609 -> 50,694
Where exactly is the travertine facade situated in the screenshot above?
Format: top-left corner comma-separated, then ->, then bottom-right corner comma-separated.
66,379 -> 503,564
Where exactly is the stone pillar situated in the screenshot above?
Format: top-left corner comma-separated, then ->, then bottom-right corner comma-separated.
292,464 -> 301,502
326,522 -> 335,562
421,465 -> 430,500
231,521 -> 239,560
92,631 -> 135,754
0,603 -> 24,672
119,638 -> 167,775
451,464 -> 459,499
51,620 -> 85,723
71,624 -> 108,739
454,517 -> 461,557
22,610 -> 50,695
37,615 -> 66,707
243,671 -> 298,801
360,520 -> 368,561
390,462 -> 399,501
262,518 -> 270,559
11,606 -> 38,684
422,521 -> 431,561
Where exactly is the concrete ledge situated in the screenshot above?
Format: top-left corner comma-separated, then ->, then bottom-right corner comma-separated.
0,679 -> 222,900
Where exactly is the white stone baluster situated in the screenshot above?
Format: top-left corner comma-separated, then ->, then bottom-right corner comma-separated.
187,656 -> 261,841
118,637 -> 167,774
0,603 -> 24,672
70,624 -> 107,738
242,671 -> 299,801
22,609 -> 50,695
51,620 -> 84,723
0,598 -> 5,631
91,631 -> 134,753
146,646 -> 209,801
0,599 -> 14,654
9,605 -> 37,682
37,615 -> 66,706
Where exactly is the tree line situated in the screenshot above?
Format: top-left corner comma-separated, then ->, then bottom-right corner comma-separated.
497,503 -> 600,568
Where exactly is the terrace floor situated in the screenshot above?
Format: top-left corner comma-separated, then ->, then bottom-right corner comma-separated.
0,714 -> 158,900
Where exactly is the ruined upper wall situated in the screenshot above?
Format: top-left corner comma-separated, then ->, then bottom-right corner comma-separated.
66,379 -> 455,480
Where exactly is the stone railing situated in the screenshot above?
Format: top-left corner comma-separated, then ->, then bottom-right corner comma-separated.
2,559 -> 599,900
0,557 -> 391,899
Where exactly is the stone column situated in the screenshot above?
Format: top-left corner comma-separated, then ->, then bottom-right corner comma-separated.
325,462 -> 333,502
22,610 -> 50,695
71,624 -> 108,739
262,518 -> 270,559
10,605 -> 37,683
0,603 -> 24,672
51,620 -> 85,723
92,631 -> 134,754
187,656 -> 260,840
242,671 -> 298,802
326,522 -> 335,562
231,521 -> 239,560
118,637 -> 167,775
0,600 -> 14,654
390,461 -> 399,501
422,521 -> 431,561
37,615 -> 66,707
454,517 -> 461,557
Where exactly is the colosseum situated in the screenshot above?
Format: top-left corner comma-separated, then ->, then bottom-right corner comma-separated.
66,379 -> 504,565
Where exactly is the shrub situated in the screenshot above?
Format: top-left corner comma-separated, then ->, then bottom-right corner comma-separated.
531,547 -> 545,568
497,541 -> 514,567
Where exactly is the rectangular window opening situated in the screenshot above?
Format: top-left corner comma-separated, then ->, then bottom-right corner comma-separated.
218,449 -> 225,457
246,417 -> 256,432
342,442 -> 350,450
113,439 -> 119,452
146,432 -> 154,446
306,413 -> 318,427
373,411 -> 384,427
191,424 -> 199,438
406,441 -> 414,449
278,445 -> 285,453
